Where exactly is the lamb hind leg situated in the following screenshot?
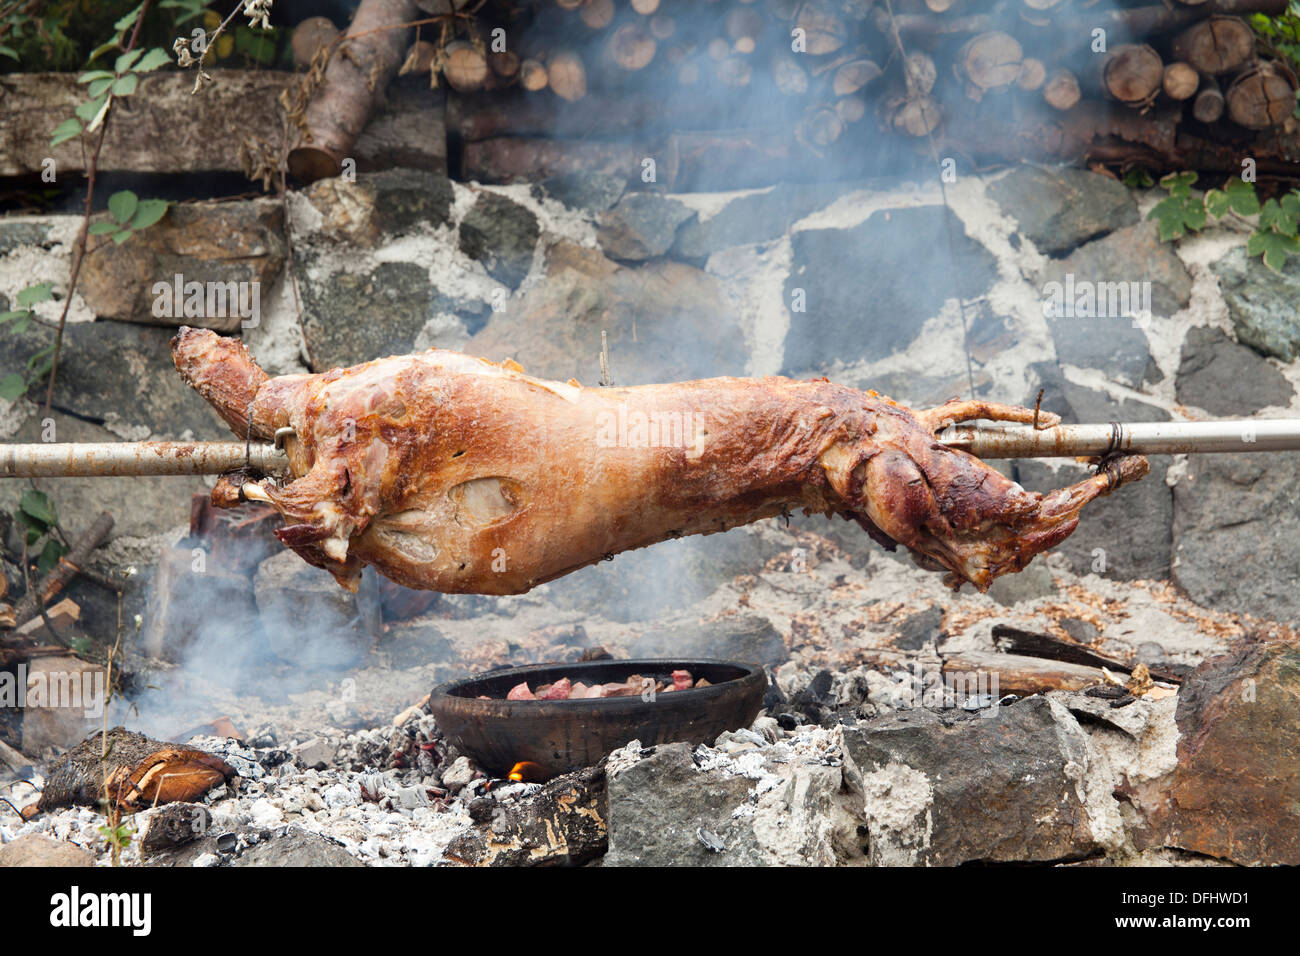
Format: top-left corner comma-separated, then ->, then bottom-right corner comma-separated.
916,398 -> 1060,433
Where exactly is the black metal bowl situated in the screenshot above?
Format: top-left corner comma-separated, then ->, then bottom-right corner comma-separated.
428,658 -> 767,779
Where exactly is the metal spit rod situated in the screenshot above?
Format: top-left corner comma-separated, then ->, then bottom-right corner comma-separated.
0,419 -> 1298,477
938,419 -> 1300,459
0,441 -> 289,477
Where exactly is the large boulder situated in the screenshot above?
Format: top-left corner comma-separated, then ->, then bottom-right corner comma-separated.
842,697 -> 1099,865
782,205 -> 998,374
1130,637 -> 1300,865
604,734 -> 864,866
302,169 -> 455,246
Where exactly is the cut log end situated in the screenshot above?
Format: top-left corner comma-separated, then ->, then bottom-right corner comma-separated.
1043,68 -> 1081,110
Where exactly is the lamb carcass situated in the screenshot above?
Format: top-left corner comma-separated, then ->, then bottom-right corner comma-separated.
171,328 -> 1147,594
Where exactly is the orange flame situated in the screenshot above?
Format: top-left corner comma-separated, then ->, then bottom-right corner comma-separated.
508,761 -> 545,782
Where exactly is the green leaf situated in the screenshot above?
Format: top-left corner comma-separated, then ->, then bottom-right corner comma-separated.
112,229 -> 133,244
87,220 -> 118,236
0,373 -> 26,402
75,96 -> 107,123
88,76 -> 115,98
1123,167 -> 1154,189
87,39 -> 120,66
1260,196 -> 1300,237
115,49 -> 143,74
133,48 -> 172,73
1247,228 -> 1300,271
1147,193 -> 1205,242
37,538 -> 65,574
129,199 -> 169,231
11,317 -> 30,334
16,283 -> 53,308
1205,189 -> 1229,219
20,489 -> 57,527
1159,171 -> 1198,198
111,74 -> 139,96
0,310 -> 27,323
0,45 -> 17,62
108,190 -> 138,225
114,2 -> 146,33
1279,193 -> 1300,235
77,70 -> 114,83
49,117 -> 82,147
1224,178 -> 1261,217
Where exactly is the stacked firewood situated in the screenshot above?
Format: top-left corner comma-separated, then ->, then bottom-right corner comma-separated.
295,0 -> 1300,180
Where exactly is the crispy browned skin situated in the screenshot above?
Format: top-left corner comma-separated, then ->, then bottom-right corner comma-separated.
172,328 -> 1147,594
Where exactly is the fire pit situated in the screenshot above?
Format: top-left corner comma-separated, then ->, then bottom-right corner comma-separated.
429,659 -> 767,779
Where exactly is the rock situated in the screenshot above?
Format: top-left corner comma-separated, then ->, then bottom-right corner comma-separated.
541,171 -> 626,213
986,557 -> 1056,606
672,182 -> 846,259
894,606 -> 943,652
0,834 -> 93,867
986,165 -> 1138,256
1172,452 -> 1300,621
596,193 -> 695,261
1175,326 -> 1293,415
1211,245 -> 1300,361
544,527 -> 782,623
467,242 -> 748,386
230,827 -> 362,867
138,802 -> 212,853
1131,637 -> 1300,865
843,697 -> 1099,865
253,551 -> 381,669
142,546 -> 264,662
604,742 -> 770,866
78,200 -> 286,331
443,766 -> 607,866
303,169 -> 455,246
1016,367 -> 1173,581
0,412 -> 206,540
458,190 -> 540,290
635,613 -> 789,667
441,755 -> 477,792
782,206 -> 998,374
0,219 -> 53,255
291,736 -> 337,771
540,170 -> 626,213
0,320 -> 228,438
18,654 -> 106,754
1038,221 -> 1192,386
299,259 -> 434,370
604,734 -> 865,866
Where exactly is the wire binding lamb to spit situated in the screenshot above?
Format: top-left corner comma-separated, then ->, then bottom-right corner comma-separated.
172,327 -> 1148,595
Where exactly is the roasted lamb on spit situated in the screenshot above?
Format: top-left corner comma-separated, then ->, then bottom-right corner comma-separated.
172,327 -> 1147,595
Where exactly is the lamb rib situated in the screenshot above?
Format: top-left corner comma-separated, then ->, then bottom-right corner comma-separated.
172,328 -> 1147,594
